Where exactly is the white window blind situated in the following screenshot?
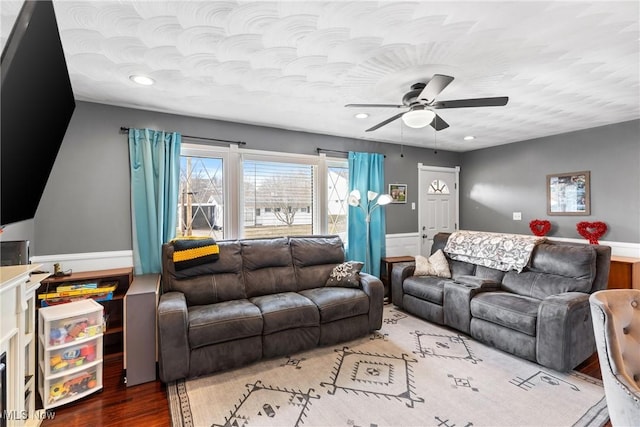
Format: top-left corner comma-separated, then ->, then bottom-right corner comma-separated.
242,158 -> 315,238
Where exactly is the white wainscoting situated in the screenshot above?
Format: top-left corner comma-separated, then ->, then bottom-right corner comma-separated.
384,232 -> 640,258
27,235 -> 640,276
385,233 -> 421,257
547,237 -> 640,258
30,250 -> 133,274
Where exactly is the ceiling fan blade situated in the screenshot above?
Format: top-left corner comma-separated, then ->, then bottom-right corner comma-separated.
345,103 -> 405,108
418,74 -> 455,103
365,112 -> 405,132
430,113 -> 449,131
432,96 -> 509,109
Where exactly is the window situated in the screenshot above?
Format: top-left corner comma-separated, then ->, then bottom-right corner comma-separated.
242,158 -> 314,238
427,179 -> 450,194
176,154 -> 225,239
327,163 -> 349,239
176,144 -> 348,240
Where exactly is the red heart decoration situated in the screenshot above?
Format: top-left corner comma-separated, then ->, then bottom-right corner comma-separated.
529,219 -> 551,236
577,221 -> 607,244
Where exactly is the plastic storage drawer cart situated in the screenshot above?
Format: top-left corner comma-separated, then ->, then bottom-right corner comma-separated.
38,299 -> 104,409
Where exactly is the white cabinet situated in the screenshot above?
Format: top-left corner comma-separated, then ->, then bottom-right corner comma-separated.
0,265 -> 48,426
37,299 -> 104,409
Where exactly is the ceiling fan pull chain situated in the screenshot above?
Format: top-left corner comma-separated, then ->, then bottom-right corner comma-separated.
400,122 -> 404,157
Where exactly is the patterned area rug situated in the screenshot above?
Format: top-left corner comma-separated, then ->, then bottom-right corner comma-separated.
167,305 -> 608,427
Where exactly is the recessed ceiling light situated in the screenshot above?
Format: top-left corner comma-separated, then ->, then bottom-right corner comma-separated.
464,135 -> 475,141
354,113 -> 369,119
130,75 -> 155,86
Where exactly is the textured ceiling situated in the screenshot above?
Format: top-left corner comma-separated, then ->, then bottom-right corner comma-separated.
2,1 -> 639,152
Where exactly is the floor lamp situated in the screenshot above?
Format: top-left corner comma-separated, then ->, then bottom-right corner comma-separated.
348,189 -> 393,274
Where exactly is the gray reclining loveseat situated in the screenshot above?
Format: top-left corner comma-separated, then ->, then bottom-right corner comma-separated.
158,235 -> 384,382
391,232 -> 611,372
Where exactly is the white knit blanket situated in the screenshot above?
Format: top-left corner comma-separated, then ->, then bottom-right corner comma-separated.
444,230 -> 546,272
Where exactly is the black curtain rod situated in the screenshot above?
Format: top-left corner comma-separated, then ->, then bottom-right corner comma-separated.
120,127 -> 246,146
316,148 -> 386,158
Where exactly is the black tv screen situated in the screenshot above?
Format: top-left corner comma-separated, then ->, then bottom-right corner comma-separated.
1,0 -> 75,226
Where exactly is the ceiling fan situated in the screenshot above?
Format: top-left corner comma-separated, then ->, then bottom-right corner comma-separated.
345,74 -> 509,132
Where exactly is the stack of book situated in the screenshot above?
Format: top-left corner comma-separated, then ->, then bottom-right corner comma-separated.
39,281 -> 118,307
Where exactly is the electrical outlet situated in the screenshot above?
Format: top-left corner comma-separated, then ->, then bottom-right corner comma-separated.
513,212 -> 522,221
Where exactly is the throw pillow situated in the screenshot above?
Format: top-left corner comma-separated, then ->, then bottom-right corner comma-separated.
413,249 -> 451,278
171,237 -> 220,271
325,261 -> 364,288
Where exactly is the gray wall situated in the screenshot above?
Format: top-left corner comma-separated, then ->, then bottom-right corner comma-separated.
459,119 -> 640,243
31,101 -> 460,255
9,101 -> 637,256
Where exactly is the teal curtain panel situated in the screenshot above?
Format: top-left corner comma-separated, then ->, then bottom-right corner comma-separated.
347,152 -> 386,277
128,128 -> 181,274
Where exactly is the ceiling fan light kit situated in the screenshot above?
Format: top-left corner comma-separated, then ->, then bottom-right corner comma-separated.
402,108 -> 435,128
346,74 -> 508,135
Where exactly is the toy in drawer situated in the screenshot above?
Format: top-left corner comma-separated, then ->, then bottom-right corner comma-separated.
45,341 -> 102,376
39,299 -> 104,347
41,366 -> 103,408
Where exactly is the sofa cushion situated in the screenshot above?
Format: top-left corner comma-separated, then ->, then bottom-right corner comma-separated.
502,271 -> 593,300
475,265 -> 505,282
250,292 -> 319,334
299,287 -> 369,323
162,241 -> 246,306
449,259 -> 476,279
188,299 -> 262,348
403,276 -> 450,305
470,292 -> 540,336
529,243 -> 596,281
242,238 -> 297,297
290,235 -> 345,290
500,242 -> 596,299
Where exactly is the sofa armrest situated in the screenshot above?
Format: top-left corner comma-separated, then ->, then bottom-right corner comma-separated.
360,272 -> 384,331
157,291 -> 190,382
536,292 -> 594,372
391,262 -> 415,308
445,276 -> 501,333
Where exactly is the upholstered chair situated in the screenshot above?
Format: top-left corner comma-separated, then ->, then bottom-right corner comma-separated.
589,289 -> 640,426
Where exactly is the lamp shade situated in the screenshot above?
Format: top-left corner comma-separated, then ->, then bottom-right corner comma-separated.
347,189 -> 361,207
377,194 -> 393,205
402,109 -> 435,128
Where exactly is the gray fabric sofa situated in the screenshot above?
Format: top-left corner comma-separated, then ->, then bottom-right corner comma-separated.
157,235 -> 384,383
391,232 -> 611,372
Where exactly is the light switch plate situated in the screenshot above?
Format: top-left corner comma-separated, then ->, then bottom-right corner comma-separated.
513,212 -> 522,220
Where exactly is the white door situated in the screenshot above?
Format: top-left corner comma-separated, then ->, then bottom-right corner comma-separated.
418,164 -> 459,256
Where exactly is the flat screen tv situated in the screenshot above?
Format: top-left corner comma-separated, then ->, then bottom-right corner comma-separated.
1,0 -> 75,226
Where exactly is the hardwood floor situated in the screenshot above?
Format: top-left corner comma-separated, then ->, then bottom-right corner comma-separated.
40,352 -> 608,427
40,354 -> 170,427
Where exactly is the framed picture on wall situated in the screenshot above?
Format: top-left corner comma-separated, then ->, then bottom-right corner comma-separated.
547,171 -> 590,215
389,184 -> 407,204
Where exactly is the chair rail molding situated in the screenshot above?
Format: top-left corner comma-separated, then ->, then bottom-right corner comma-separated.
30,250 -> 133,273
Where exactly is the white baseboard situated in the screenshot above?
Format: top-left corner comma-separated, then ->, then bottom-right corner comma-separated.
30,250 -> 133,274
